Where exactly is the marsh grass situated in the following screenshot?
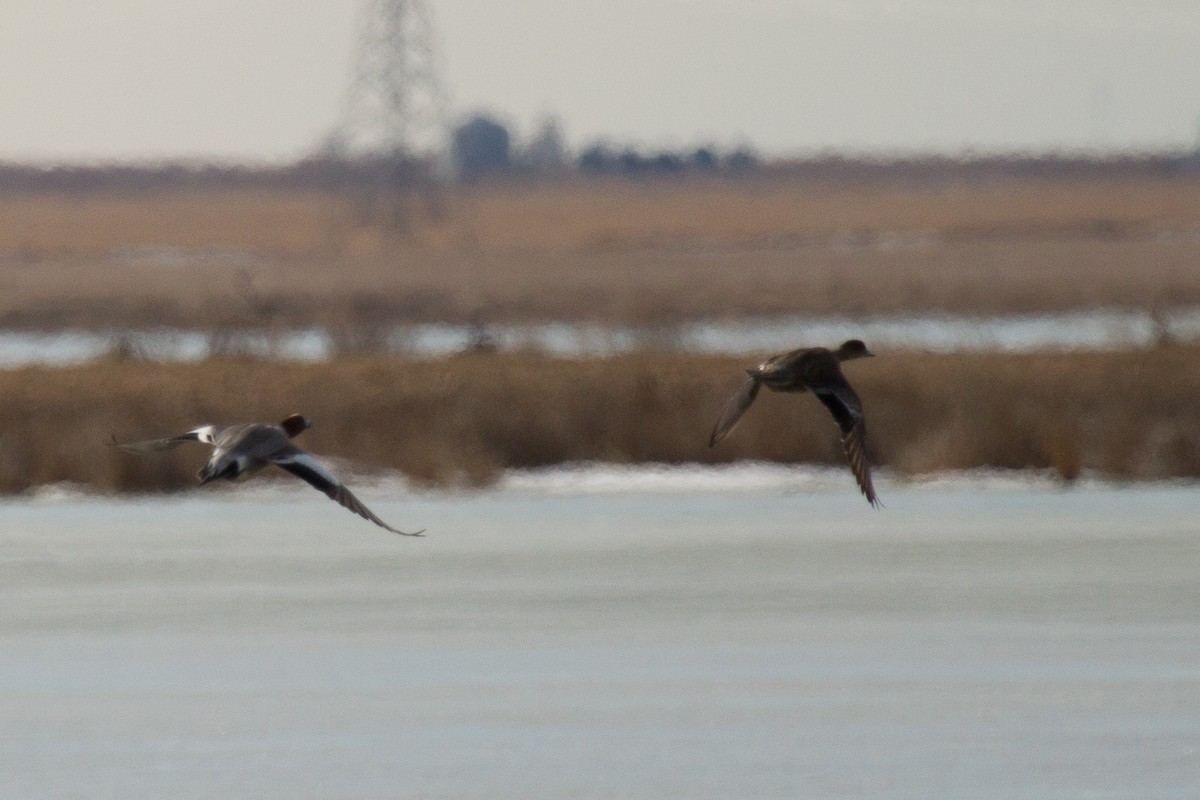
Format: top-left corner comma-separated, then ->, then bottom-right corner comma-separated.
2,176 -> 1200,329
3,346 -> 1199,495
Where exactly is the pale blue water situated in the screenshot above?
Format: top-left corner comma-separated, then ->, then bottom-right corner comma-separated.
0,479 -> 1197,799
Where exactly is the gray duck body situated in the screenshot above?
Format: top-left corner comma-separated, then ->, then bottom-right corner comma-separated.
710,339 -> 880,508
115,414 -> 422,536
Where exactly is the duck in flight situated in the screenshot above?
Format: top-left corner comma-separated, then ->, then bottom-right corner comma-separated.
113,413 -> 423,536
709,339 -> 880,508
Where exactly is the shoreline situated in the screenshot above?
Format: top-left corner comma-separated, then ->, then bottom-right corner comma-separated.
11,461 -> 1191,503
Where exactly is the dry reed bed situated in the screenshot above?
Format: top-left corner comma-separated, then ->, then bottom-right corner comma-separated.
2,176 -> 1200,329
8,237 -> 1199,331
4,177 -> 1200,255
1,347 -> 1198,495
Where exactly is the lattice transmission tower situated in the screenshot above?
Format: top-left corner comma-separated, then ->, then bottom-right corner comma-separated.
326,0 -> 450,231
334,0 -> 447,158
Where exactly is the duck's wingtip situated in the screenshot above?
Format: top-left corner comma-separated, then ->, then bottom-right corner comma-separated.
391,527 -> 426,537
708,424 -> 733,448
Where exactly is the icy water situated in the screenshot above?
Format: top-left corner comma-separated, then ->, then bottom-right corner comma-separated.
1,474 -> 1198,799
3,306 -> 1200,366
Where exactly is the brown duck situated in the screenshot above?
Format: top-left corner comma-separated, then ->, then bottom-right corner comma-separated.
113,414 -> 423,536
709,339 -> 880,507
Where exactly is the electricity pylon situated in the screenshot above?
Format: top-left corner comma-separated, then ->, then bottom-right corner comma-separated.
335,0 -> 446,156
330,0 -> 449,230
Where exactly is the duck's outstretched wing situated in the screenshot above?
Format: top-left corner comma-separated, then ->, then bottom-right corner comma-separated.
709,377 -> 761,447
110,425 -> 217,453
813,385 -> 880,508
271,450 -> 424,536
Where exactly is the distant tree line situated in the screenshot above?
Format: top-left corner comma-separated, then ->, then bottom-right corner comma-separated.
575,143 -> 759,177
0,154 -> 433,194
0,125 -> 1196,195
764,153 -> 1200,185
447,112 -> 759,181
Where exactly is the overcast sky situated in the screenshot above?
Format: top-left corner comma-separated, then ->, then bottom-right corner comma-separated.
1,0 -> 1198,162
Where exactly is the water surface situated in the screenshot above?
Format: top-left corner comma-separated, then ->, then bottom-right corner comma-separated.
3,306 -> 1199,366
1,478 -> 1197,799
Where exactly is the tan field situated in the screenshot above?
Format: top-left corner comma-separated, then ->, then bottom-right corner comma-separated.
2,345 -> 1198,495
2,170 -> 1198,495
1,174 -> 1199,329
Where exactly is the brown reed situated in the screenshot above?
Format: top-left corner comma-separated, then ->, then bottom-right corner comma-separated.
2,175 -> 1199,330
2,346 -> 1198,496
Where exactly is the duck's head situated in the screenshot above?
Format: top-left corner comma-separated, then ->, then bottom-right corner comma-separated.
280,413 -> 312,438
835,339 -> 874,361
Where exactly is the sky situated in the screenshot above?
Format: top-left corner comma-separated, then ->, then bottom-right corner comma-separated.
1,0 -> 1198,162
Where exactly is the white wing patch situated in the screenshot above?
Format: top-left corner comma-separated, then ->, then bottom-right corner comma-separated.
188,425 -> 217,445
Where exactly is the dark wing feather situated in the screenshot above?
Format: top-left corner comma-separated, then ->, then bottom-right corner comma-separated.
709,377 -> 761,447
813,385 -> 880,508
272,451 -> 424,536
